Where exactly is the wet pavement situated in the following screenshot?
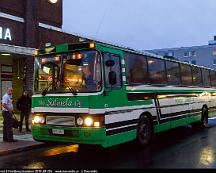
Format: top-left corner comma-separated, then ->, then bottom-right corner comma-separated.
0,131 -> 45,156
1,118 -> 216,169
0,115 -> 45,157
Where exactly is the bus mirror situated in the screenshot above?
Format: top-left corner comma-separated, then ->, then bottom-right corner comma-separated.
106,60 -> 115,67
109,71 -> 117,85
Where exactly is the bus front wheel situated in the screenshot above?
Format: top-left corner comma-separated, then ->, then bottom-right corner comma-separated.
137,115 -> 152,146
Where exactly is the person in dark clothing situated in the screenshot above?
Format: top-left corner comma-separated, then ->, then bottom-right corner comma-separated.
16,90 -> 32,132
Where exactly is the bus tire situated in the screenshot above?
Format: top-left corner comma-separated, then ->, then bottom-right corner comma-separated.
201,106 -> 208,128
137,115 -> 152,147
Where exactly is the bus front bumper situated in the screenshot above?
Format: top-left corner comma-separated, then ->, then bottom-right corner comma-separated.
32,125 -> 106,145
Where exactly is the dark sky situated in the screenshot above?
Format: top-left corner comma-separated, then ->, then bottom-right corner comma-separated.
63,0 -> 216,50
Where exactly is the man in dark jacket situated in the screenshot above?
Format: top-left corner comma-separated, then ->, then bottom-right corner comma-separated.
16,91 -> 32,132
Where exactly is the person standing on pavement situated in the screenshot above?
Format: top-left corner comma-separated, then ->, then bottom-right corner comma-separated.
16,90 -> 32,132
2,87 -> 17,142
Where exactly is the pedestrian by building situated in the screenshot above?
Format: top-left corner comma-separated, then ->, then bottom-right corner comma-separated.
2,87 -> 17,142
16,90 -> 31,132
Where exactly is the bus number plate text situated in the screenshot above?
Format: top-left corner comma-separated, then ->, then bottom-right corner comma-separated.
52,129 -> 64,135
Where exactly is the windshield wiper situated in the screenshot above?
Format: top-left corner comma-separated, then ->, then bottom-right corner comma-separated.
41,82 -> 53,96
41,80 -> 59,96
64,80 -> 78,96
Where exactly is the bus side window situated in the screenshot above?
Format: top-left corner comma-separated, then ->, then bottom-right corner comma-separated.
103,53 -> 122,88
202,69 -> 211,87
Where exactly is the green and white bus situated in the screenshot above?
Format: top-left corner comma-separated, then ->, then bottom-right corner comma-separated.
32,42 -> 216,148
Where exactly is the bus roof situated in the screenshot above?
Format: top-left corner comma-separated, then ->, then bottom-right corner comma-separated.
36,41 -> 216,72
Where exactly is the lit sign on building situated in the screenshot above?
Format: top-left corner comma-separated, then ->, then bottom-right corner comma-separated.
0,27 -> 12,41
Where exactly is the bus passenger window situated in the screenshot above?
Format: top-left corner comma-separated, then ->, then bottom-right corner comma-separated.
125,53 -> 148,85
192,67 -> 203,86
166,61 -> 181,86
181,64 -> 192,86
210,70 -> 216,87
147,57 -> 166,85
202,69 -> 211,87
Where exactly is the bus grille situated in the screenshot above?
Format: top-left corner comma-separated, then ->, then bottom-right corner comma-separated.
46,116 -> 75,126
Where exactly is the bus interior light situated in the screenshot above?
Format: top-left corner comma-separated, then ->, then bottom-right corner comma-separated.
53,56 -> 60,61
34,49 -> 39,56
41,58 -> 47,63
72,54 -> 83,60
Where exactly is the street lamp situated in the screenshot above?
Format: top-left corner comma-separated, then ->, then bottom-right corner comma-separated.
48,0 -> 58,4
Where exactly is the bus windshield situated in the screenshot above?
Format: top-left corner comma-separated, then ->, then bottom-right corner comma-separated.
34,50 -> 102,94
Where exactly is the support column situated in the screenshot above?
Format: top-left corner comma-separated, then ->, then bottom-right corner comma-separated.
24,0 -> 39,93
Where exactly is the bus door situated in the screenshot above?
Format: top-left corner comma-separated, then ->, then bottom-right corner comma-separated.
102,51 -> 126,109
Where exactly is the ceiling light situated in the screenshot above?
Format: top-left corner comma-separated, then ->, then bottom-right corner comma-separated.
48,0 -> 58,4
1,53 -> 11,56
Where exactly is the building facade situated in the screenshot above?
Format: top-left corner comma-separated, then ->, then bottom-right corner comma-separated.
148,37 -> 216,69
0,0 -> 81,106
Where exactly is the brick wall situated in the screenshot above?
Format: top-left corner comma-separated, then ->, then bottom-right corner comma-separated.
0,0 -> 25,17
38,0 -> 62,28
38,28 -> 80,48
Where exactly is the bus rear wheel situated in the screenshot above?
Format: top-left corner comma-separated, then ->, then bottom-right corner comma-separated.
137,115 -> 152,147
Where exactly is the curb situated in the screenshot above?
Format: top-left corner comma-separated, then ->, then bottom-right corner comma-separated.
0,142 -> 46,156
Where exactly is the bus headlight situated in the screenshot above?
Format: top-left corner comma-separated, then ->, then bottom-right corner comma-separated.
84,117 -> 93,126
32,115 -> 45,124
77,117 -> 84,126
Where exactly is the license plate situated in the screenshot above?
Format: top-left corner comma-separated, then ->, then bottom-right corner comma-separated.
52,129 -> 64,135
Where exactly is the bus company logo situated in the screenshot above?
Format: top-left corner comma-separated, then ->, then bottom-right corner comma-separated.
46,98 -> 82,107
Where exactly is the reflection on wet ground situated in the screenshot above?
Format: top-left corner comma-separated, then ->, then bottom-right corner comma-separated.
1,118 -> 216,169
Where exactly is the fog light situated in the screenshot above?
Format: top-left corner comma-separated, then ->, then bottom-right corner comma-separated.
84,117 -> 93,126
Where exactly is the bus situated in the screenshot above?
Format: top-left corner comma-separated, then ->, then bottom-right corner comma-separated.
32,41 -> 216,148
